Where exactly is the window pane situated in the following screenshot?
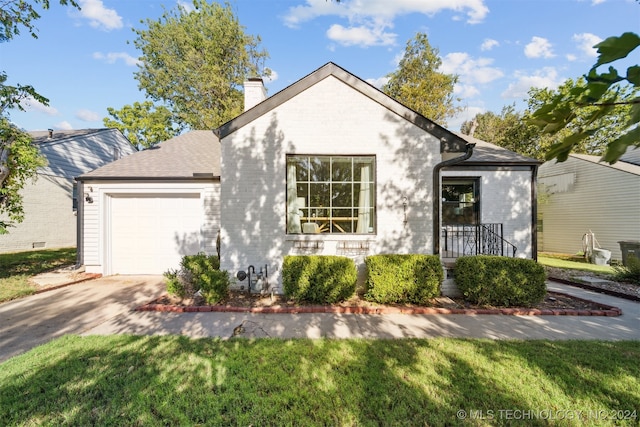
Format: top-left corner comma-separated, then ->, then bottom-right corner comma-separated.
287,157 -> 309,181
332,183 -> 353,208
332,209 -> 354,233
331,157 -> 352,182
354,158 -> 374,181
308,156 -> 330,182
309,183 -> 330,208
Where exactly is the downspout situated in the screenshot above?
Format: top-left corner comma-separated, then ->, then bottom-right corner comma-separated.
432,143 -> 475,256
531,165 -> 539,261
75,179 -> 83,268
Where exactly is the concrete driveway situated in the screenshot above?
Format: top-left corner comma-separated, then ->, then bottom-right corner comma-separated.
0,275 -> 165,363
1,276 -> 639,364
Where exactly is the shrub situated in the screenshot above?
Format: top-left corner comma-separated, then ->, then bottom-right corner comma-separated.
454,256 -> 546,307
613,255 -> 640,285
163,253 -> 229,304
364,254 -> 443,305
282,255 -> 357,304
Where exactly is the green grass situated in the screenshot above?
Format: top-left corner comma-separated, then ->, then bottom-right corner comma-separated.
1,336 -> 638,426
0,248 -> 76,302
538,254 -> 615,275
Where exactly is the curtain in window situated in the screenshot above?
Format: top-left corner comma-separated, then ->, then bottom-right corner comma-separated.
287,163 -> 302,233
356,164 -> 371,233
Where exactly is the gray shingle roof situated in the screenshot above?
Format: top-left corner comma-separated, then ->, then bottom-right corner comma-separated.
78,130 -> 220,180
453,132 -> 541,165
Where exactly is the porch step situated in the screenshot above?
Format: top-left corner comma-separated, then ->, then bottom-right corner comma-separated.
441,263 -> 462,298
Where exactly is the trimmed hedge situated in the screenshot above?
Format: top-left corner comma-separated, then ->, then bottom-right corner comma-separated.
454,256 -> 546,307
282,255 -> 357,304
164,253 -> 229,304
364,254 -> 443,304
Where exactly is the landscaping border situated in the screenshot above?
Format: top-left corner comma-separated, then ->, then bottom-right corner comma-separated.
136,290 -> 622,316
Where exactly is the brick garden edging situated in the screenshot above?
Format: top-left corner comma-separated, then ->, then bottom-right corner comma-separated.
136,290 -> 622,316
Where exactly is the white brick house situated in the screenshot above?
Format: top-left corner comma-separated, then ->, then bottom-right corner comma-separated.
77,63 -> 539,288
216,63 -> 540,291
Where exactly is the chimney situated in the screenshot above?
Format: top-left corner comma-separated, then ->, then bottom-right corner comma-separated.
48,129 -> 53,139
244,78 -> 267,112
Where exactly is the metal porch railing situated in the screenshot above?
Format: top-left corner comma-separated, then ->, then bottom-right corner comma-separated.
442,223 -> 517,258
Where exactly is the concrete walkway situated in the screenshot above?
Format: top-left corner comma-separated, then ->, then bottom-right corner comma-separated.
1,275 -> 638,363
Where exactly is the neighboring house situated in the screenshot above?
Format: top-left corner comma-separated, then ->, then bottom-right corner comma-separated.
0,128 -> 136,253
77,131 -> 220,275
77,63 -> 540,292
538,148 -> 640,261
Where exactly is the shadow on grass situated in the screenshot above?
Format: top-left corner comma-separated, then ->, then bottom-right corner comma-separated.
1,336 -> 638,426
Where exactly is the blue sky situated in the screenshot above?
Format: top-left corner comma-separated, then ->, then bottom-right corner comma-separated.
2,0 -> 639,132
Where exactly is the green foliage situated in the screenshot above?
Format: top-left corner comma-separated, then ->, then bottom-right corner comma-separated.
132,0 -> 269,130
0,0 -> 79,41
364,254 -> 443,304
103,101 -> 183,149
163,253 -> 228,304
282,255 -> 357,304
454,256 -> 546,307
382,33 -> 459,126
461,104 -> 542,159
0,119 -> 47,233
529,32 -> 640,164
613,255 -> 640,285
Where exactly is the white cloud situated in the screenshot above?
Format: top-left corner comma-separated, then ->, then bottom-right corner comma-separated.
440,52 -> 503,101
573,32 -> 602,58
501,67 -> 561,99
286,0 -> 489,26
591,0 -> 606,4
264,69 -> 279,83
76,109 -> 100,122
327,23 -> 396,47
77,0 -> 123,31
566,53 -> 577,61
54,121 -> 74,130
366,76 -> 389,88
454,83 -> 480,99
177,1 -> 195,13
480,38 -> 499,51
284,0 -> 489,48
93,52 -> 140,67
441,52 -> 504,85
19,96 -> 59,115
524,36 -> 555,59
449,105 -> 485,131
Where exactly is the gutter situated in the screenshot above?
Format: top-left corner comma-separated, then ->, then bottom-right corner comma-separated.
432,143 -> 475,256
75,179 -> 83,268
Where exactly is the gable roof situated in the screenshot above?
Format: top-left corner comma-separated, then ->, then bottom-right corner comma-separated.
454,132 -> 541,166
216,62 -> 468,154
28,128 -> 137,178
77,130 -> 220,181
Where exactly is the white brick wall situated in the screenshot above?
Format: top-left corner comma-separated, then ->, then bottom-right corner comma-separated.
221,76 -> 444,290
441,169 -> 535,258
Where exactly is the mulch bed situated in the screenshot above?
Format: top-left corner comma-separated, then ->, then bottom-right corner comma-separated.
138,288 -> 622,316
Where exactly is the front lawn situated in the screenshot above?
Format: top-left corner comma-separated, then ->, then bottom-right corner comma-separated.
1,336 -> 638,426
0,248 -> 76,303
538,253 -> 614,275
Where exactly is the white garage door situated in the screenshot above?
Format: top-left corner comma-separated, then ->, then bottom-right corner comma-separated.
109,193 -> 202,274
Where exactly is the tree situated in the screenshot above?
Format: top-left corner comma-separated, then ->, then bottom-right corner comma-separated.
460,105 -> 542,159
103,101 -> 184,149
1,0 -> 79,41
530,32 -> 640,163
382,33 -> 459,125
131,0 -> 269,130
1,0 -> 80,233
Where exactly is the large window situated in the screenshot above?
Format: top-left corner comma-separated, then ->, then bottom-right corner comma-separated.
287,155 -> 375,234
442,178 -> 480,225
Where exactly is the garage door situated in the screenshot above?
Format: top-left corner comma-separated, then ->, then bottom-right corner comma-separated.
109,193 -> 202,274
